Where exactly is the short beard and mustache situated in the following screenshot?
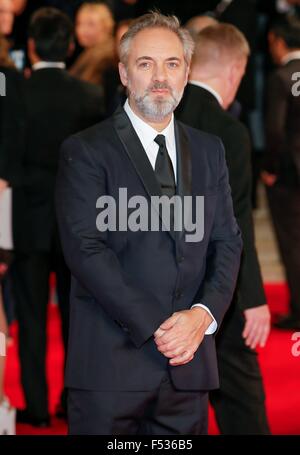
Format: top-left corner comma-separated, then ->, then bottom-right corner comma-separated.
127,80 -> 184,122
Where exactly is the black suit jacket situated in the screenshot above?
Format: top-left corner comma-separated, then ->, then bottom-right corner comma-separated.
263,59 -> 300,187
56,106 -> 242,392
0,67 -> 25,252
177,84 -> 266,315
15,68 -> 104,253
0,67 -> 24,186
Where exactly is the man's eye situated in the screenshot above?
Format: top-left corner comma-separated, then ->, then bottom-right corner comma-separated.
168,62 -> 179,68
139,62 -> 151,69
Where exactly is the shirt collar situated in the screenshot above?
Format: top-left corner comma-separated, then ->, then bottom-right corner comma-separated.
281,51 -> 300,66
188,80 -> 223,107
123,99 -> 175,152
32,61 -> 66,71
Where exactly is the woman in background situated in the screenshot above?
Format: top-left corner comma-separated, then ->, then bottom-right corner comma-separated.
69,1 -> 115,85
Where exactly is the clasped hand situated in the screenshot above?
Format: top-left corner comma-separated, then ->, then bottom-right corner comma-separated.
154,308 -> 213,366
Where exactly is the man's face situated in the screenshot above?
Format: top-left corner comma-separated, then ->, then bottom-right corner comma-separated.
119,27 -> 189,122
0,0 -> 14,36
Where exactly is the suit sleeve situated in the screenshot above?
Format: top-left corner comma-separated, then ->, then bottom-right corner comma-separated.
224,124 -> 266,311
191,139 -> 243,328
55,135 -> 169,349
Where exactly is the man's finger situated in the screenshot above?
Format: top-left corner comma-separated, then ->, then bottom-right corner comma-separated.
170,356 -> 194,366
169,350 -> 191,365
242,319 -> 252,339
154,327 -> 166,338
243,320 -> 258,341
259,325 -> 270,347
155,328 -> 184,346
160,345 -> 186,358
155,335 -> 181,350
159,314 -> 179,331
169,351 -> 194,366
258,324 -> 271,347
245,325 -> 262,349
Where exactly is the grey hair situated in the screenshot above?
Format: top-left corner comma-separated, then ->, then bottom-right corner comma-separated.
119,11 -> 195,66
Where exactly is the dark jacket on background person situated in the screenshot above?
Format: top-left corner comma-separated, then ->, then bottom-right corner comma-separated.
176,83 -> 270,434
15,67 -> 104,253
0,66 -> 25,251
177,83 -> 266,314
263,58 -> 300,186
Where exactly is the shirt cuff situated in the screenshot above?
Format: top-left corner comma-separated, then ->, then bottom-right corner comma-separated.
190,304 -> 217,335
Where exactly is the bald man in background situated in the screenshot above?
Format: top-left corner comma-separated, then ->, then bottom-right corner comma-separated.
185,14 -> 218,39
177,23 -> 271,435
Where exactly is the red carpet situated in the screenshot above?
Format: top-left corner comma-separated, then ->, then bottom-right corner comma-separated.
4,283 -> 300,435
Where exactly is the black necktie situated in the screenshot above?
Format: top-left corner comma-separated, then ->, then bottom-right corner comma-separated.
154,134 -> 176,197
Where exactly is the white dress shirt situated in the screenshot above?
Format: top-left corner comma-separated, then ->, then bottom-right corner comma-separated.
281,51 -> 300,66
32,61 -> 66,71
124,100 -> 217,335
189,80 -> 223,107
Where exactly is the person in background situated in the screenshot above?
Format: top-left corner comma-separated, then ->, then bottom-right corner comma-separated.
103,18 -> 134,116
11,7 -> 104,427
262,15 -> 300,330
0,0 -> 14,36
0,259 -> 15,435
185,14 -> 218,39
9,1 -> 43,70
0,32 -> 24,436
177,22 -> 271,434
115,17 -> 133,47
11,0 -> 27,15
69,1 -> 115,85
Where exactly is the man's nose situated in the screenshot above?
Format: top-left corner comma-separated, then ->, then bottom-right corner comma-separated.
152,63 -> 167,82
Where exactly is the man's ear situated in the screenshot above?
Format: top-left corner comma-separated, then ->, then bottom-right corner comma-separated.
227,63 -> 235,88
118,62 -> 128,87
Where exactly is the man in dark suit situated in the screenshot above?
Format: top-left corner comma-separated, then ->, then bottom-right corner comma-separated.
56,12 -> 242,435
262,15 -> 300,329
0,64 -> 24,193
177,23 -> 271,434
11,7 -> 104,426
0,55 -> 25,433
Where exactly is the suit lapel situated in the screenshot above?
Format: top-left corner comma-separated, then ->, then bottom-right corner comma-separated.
113,105 -> 162,199
113,106 -> 192,242
175,121 -> 192,241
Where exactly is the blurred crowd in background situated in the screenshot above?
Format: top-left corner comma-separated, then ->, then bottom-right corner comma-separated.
0,0 -> 300,435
